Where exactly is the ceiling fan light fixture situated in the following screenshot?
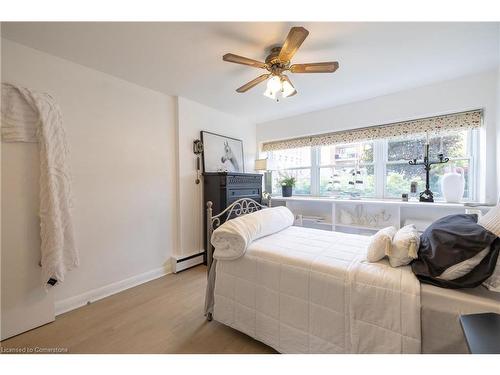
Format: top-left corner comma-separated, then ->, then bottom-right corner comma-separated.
263,75 -> 281,100
281,78 -> 296,98
263,75 -> 296,100
223,26 -> 339,98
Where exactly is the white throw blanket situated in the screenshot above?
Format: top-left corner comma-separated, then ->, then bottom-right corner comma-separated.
211,206 -> 294,260
1,83 -> 78,286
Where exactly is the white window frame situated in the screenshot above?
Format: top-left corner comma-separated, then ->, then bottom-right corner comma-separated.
267,128 -> 479,201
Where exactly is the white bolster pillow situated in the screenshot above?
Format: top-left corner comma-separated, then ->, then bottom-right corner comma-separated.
211,206 -> 294,260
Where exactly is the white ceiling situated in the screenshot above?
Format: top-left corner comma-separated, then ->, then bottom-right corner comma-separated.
2,22 -> 499,123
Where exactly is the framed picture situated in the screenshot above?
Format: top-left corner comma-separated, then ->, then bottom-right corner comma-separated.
201,131 -> 244,173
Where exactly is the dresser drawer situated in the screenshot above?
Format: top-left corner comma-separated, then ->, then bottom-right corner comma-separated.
224,174 -> 262,187
227,187 -> 261,199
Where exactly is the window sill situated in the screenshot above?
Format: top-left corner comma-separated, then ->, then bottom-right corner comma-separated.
270,195 -> 487,209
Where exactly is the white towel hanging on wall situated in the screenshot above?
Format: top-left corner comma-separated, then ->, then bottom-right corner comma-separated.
1,82 -> 78,286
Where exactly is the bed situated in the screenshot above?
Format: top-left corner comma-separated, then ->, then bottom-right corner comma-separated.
204,198 -> 500,354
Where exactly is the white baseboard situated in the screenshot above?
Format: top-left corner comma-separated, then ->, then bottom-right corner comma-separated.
55,265 -> 172,316
173,253 -> 204,273
171,250 -> 205,261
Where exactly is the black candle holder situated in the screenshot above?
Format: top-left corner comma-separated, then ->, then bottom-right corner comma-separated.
408,144 -> 449,202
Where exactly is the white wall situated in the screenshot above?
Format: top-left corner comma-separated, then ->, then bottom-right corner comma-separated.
1,39 -> 177,318
175,97 -> 256,258
257,70 -> 499,204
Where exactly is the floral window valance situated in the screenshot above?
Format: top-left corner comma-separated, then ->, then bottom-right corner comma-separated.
261,109 -> 482,152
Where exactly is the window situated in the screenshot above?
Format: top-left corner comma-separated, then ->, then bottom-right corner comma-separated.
318,142 -> 375,197
266,129 -> 477,201
268,146 -> 312,195
385,130 -> 473,199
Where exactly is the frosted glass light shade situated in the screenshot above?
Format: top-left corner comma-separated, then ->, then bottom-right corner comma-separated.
282,79 -> 296,97
267,75 -> 282,92
263,87 -> 277,100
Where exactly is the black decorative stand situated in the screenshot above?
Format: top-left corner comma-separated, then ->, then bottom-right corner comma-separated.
408,143 -> 449,202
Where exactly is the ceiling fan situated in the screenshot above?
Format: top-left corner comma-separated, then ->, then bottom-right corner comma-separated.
222,26 -> 339,101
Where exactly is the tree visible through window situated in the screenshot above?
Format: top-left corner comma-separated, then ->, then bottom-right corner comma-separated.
385,131 -> 471,199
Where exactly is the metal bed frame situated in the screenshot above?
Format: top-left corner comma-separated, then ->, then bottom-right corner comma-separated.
206,197 -> 270,271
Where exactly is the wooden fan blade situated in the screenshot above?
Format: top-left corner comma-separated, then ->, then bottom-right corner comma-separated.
282,75 -> 297,97
290,61 -> 339,73
278,27 -> 309,62
236,74 -> 270,93
223,53 -> 267,69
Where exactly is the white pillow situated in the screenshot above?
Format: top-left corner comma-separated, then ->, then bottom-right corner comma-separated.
478,204 -> 500,291
366,226 -> 397,262
438,247 -> 490,281
483,252 -> 500,292
211,206 -> 294,260
478,204 -> 500,237
388,224 -> 420,267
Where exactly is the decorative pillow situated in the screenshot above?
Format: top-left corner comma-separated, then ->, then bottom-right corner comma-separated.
388,224 -> 420,267
411,214 -> 500,289
366,226 -> 397,262
481,205 -> 500,291
211,206 -> 294,260
483,254 -> 500,292
438,247 -> 490,281
478,204 -> 500,237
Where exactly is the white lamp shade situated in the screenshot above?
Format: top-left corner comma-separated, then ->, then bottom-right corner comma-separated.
282,79 -> 296,98
254,159 -> 268,171
267,75 -> 282,92
263,87 -> 277,100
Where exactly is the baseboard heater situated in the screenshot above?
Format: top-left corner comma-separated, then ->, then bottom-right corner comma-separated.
173,252 -> 205,273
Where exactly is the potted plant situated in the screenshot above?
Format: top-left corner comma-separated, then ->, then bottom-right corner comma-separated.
280,176 -> 296,197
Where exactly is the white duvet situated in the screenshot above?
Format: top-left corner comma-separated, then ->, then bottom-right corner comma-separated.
212,226 -> 421,353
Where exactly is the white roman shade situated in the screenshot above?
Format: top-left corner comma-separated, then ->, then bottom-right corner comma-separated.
261,110 -> 482,152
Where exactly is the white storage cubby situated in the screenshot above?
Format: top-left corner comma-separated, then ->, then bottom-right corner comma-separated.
284,199 -> 334,231
334,201 -> 399,234
272,196 -> 489,236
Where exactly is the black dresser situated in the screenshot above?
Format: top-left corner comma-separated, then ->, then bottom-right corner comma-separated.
202,172 -> 262,262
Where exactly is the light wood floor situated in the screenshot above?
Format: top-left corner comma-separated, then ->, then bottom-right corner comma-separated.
0,265 -> 276,354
